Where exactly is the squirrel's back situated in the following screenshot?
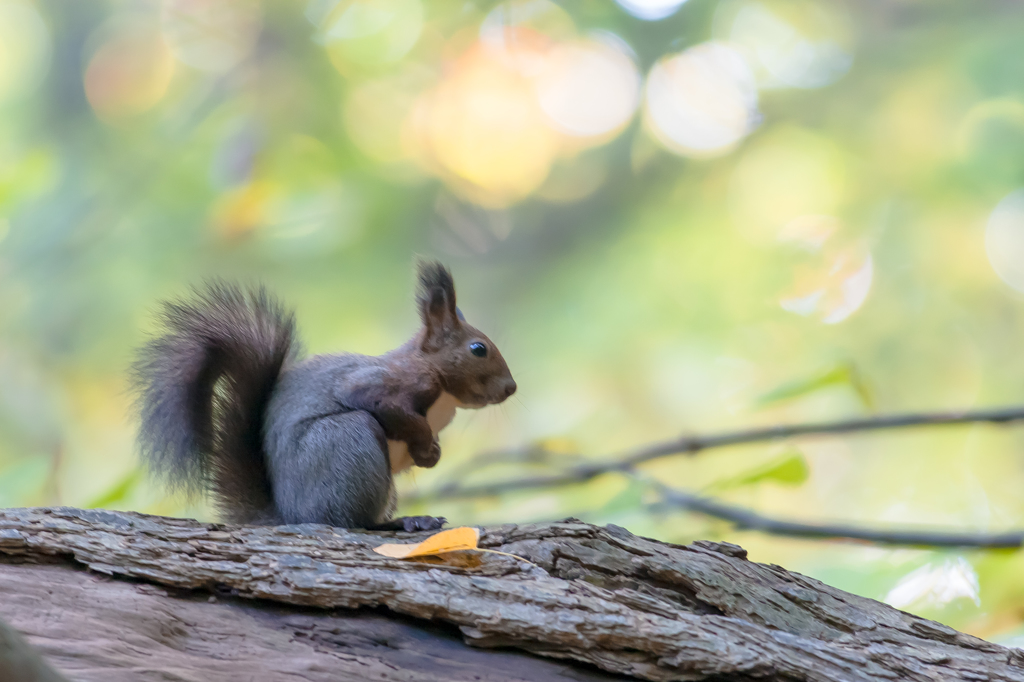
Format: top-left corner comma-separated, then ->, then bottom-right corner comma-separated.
133,282 -> 298,523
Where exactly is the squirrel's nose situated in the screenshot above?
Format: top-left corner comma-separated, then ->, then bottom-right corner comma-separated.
502,379 -> 517,398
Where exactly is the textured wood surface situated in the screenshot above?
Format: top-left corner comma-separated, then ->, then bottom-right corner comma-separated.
0,614 -> 68,682
1,507 -> 1022,682
0,562 -> 620,682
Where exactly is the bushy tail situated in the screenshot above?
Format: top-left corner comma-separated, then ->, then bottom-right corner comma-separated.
133,282 -> 299,524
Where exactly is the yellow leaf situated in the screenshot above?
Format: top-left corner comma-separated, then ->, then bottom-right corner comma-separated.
372,526 -> 480,559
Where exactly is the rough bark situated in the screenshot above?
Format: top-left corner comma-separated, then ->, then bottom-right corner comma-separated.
1,507 -> 1021,682
0,562 -> 618,682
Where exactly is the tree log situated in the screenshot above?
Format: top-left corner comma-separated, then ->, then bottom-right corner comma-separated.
1,507 -> 1021,682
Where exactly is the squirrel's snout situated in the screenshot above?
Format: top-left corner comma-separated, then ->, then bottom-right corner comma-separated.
502,378 -> 517,399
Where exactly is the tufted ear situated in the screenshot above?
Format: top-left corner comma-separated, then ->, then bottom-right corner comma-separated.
416,260 -> 460,351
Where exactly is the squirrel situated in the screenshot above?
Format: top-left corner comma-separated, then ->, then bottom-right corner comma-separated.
133,260 -> 516,532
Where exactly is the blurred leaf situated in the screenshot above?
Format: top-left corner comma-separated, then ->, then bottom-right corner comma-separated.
599,478 -> 646,516
87,469 -> 141,510
707,449 -> 810,492
755,362 -> 874,409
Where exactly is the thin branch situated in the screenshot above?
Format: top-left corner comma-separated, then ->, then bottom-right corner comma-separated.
617,405 -> 1024,468
647,481 -> 1024,549
406,405 -> 1024,548
416,405 -> 1024,502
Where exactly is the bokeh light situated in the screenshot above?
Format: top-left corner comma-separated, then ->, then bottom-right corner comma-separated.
412,33 -> 559,208
985,189 -> 1024,294
534,35 -> 640,141
0,0 -> 51,107
210,133 -> 362,256
716,0 -> 852,89
161,0 -> 262,73
311,0 -> 424,72
211,179 -> 273,239
258,182 -> 363,257
644,42 -> 759,158
778,216 -> 873,324
342,1 -> 643,206
615,0 -> 689,21
84,20 -> 175,120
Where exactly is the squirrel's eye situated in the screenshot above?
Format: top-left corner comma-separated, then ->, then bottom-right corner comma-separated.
469,342 -> 487,358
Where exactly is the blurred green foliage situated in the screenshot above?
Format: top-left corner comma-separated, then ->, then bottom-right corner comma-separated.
2,0 -> 1024,643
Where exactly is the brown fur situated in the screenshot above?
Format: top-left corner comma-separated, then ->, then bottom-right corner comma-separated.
341,261 -> 516,468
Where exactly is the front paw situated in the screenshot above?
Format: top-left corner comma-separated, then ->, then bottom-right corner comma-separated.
413,438 -> 442,468
397,515 -> 447,532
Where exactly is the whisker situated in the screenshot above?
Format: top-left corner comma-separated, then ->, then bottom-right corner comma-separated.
511,395 -> 529,413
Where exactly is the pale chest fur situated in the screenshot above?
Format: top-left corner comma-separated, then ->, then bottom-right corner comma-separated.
387,391 -> 461,474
